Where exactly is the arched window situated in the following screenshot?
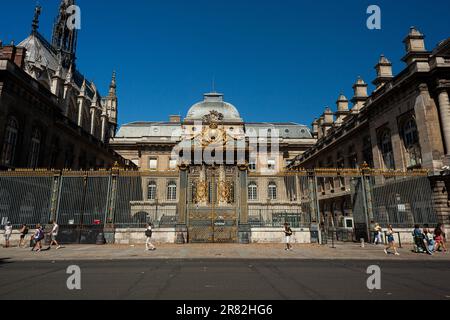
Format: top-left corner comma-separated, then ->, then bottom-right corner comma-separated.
268,182 -> 277,201
28,128 -> 42,168
248,182 -> 258,201
148,181 -> 157,201
1,117 -> 19,166
402,119 -> 422,168
379,129 -> 395,170
167,182 -> 177,201
348,145 -> 357,169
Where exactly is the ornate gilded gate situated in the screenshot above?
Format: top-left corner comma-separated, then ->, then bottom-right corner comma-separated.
187,165 -> 238,243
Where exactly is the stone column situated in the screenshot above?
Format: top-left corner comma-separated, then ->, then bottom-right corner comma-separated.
90,108 -> 96,136
176,167 -> 189,244
437,85 -> 450,155
77,98 -> 84,127
430,178 -> 450,226
100,115 -> 107,143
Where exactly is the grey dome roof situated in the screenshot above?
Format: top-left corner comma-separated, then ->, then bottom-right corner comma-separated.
186,93 -> 243,122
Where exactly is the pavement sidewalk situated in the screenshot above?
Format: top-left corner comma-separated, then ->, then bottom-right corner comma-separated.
1,243 -> 450,262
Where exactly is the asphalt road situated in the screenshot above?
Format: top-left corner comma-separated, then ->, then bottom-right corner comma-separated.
1,259 -> 449,300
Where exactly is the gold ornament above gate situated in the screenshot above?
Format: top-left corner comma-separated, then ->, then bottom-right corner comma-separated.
200,111 -> 228,147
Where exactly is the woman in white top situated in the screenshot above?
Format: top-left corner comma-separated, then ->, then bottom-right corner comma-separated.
3,222 -> 13,248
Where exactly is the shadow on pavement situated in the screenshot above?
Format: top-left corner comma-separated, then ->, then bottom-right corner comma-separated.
0,258 -> 13,267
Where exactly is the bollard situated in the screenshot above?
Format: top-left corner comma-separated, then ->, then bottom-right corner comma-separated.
96,233 -> 106,245
361,238 -> 365,248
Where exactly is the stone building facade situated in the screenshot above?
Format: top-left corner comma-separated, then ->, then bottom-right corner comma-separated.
290,28 -> 450,227
0,1 -> 128,170
110,92 -> 316,241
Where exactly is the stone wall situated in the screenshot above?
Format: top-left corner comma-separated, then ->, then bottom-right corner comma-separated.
114,228 -> 176,245
250,228 -> 311,244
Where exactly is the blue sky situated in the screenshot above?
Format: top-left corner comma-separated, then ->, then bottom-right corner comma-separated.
1,0 -> 450,127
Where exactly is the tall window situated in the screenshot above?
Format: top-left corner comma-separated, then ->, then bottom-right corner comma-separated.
50,138 -> 59,169
64,145 -> 74,169
402,119 -> 422,168
169,159 -> 177,170
362,136 -> 374,167
167,182 -> 177,201
379,129 -> 395,170
1,117 -> 19,166
268,182 -> 277,201
149,158 -> 158,171
248,182 -> 258,201
348,145 -> 358,169
337,153 -> 345,188
28,128 -> 41,168
148,181 -> 157,201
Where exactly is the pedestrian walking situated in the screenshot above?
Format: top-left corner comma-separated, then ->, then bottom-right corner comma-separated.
145,223 -> 156,251
31,224 -> 45,252
384,225 -> 400,256
18,224 -> 29,248
284,223 -> 293,251
3,222 -> 13,248
374,223 -> 383,245
48,221 -> 61,250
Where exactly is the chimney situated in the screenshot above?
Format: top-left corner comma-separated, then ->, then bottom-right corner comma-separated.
0,44 -> 26,69
322,107 -> 334,136
335,94 -> 350,125
402,27 -> 429,65
317,116 -> 324,139
351,77 -> 368,113
311,119 -> 319,139
13,47 -> 26,68
169,115 -> 181,123
373,55 -> 393,90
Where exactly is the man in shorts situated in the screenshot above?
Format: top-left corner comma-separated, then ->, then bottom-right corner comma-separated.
49,221 -> 61,250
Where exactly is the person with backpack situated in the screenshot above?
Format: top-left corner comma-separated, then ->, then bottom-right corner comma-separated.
145,223 -> 156,251
31,224 -> 45,253
284,223 -> 293,251
18,224 -> 29,248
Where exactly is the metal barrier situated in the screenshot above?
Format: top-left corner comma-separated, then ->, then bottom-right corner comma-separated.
248,208 -> 310,228
0,167 -> 440,246
0,172 -> 54,228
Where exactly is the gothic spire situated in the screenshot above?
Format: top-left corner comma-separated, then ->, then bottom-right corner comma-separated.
52,0 -> 77,68
65,63 -> 73,84
109,71 -> 117,96
31,5 -> 42,34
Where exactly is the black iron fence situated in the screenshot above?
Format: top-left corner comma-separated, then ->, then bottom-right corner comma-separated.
0,168 -> 440,244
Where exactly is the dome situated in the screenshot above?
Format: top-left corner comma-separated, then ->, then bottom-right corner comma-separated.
185,93 -> 243,122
